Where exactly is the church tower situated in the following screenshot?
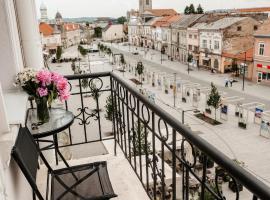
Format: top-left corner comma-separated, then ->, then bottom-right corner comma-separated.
40,2 -> 48,22
139,0 -> 152,15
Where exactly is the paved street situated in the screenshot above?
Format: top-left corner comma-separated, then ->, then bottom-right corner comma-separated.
107,43 -> 270,110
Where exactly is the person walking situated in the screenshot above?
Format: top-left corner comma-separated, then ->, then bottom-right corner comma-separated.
230,78 -> 233,87
225,78 -> 229,87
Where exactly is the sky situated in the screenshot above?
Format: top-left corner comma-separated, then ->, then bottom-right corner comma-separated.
36,0 -> 270,18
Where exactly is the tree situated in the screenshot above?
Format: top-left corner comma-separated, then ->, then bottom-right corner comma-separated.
132,121 -> 151,156
184,6 -> 190,15
94,27 -> 102,38
189,4 -> 196,14
56,46 -> 62,60
86,22 -> 90,27
71,61 -> 76,72
136,61 -> 144,84
207,83 -> 221,121
187,54 -> 193,63
120,54 -> 126,66
105,95 -> 113,121
117,16 -> 127,24
78,45 -> 87,57
197,4 -> 204,14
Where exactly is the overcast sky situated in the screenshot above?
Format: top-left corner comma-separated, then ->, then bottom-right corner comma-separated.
36,0 -> 270,18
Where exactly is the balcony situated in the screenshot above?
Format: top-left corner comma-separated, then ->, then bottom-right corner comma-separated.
30,72 -> 270,199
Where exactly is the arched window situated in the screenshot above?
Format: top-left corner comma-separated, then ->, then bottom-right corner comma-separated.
146,0 -> 150,5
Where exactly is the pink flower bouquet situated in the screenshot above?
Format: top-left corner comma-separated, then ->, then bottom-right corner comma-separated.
15,68 -> 70,122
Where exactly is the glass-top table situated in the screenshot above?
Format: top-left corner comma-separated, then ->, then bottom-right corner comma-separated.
26,108 -> 74,165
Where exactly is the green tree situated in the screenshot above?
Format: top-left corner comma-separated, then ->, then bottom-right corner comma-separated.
86,22 -> 90,27
105,95 -> 113,121
207,83 -> 221,121
117,16 -> 127,24
71,61 -> 76,72
94,27 -> 102,38
132,121 -> 151,156
120,54 -> 126,66
136,62 -> 144,84
56,46 -> 62,60
197,4 -> 204,14
184,6 -> 190,14
187,54 -> 193,63
78,45 -> 87,56
189,4 -> 196,14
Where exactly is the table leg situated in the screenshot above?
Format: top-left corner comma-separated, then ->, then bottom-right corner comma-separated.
53,134 -> 59,165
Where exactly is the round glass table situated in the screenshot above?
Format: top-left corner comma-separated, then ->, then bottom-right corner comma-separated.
26,108 -> 74,165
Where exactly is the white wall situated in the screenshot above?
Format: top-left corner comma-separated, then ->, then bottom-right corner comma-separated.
102,24 -> 124,41
200,31 -> 222,55
0,0 -> 24,91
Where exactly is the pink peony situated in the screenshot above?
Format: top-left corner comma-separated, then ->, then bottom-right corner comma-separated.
59,89 -> 70,102
56,78 -> 68,91
36,70 -> 52,86
51,72 -> 63,84
37,87 -> 48,97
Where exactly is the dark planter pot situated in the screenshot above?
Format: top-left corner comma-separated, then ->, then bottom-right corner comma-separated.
229,180 -> 243,193
238,122 -> 247,129
170,85 -> 173,89
235,112 -> 239,116
182,97 -> 186,103
152,83 -> 155,87
215,167 -> 230,182
205,108 -> 211,114
165,90 -> 168,94
187,92 -> 190,96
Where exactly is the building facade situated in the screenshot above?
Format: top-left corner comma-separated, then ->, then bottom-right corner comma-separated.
253,19 -> 270,85
102,24 -> 124,42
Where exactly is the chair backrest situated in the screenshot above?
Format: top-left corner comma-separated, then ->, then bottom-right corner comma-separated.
12,127 -> 44,200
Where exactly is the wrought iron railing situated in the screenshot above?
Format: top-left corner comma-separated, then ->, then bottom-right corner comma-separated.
65,72 -> 270,200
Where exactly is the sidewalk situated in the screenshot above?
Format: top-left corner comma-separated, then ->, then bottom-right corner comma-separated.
108,43 -> 270,109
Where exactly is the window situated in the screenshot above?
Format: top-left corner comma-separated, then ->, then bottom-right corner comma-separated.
254,25 -> 258,31
214,41 -> 219,50
189,34 -> 192,39
202,40 -> 207,48
146,0 -> 149,5
189,45 -> 192,50
259,43 -> 265,55
237,26 -> 242,31
194,46 -> 198,52
194,35 -> 197,39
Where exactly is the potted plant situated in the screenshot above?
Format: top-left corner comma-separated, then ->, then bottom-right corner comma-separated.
238,122 -> 247,129
215,166 -> 230,182
15,69 -> 70,123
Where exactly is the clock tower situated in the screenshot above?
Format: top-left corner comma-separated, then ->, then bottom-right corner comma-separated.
139,0 -> 152,15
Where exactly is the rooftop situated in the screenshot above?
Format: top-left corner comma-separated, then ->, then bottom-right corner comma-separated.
39,22 -> 54,36
144,9 -> 178,17
171,14 -> 203,29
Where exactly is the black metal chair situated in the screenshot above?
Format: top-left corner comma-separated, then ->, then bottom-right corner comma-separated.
12,127 -> 117,200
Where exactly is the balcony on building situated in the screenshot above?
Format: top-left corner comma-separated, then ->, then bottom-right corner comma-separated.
1,0 -> 270,200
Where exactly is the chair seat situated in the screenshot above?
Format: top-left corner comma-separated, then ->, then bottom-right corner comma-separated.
51,161 -> 117,200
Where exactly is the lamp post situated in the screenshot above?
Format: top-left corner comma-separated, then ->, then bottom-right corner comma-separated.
241,51 -> 247,91
173,73 -> 177,107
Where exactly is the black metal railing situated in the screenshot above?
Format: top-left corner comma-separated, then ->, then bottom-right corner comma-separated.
64,72 -> 270,200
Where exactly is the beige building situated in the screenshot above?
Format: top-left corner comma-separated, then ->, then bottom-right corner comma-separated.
102,24 -> 124,42
197,17 -> 259,73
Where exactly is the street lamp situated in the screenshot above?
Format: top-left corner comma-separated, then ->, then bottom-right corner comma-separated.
241,51 -> 247,91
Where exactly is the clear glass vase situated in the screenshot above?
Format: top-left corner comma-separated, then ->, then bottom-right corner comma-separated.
35,97 -> 49,123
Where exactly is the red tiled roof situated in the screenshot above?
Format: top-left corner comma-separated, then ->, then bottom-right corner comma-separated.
153,15 -> 181,27
222,48 -> 254,62
64,23 -> 80,31
39,22 -> 54,36
146,9 -> 178,17
237,7 -> 270,13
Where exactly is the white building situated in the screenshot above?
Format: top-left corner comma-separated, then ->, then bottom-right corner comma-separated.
40,2 -> 48,22
102,24 -> 124,42
39,22 -> 61,54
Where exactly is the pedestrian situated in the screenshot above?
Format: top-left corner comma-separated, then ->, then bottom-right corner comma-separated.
230,78 -> 233,87
225,78 -> 229,87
